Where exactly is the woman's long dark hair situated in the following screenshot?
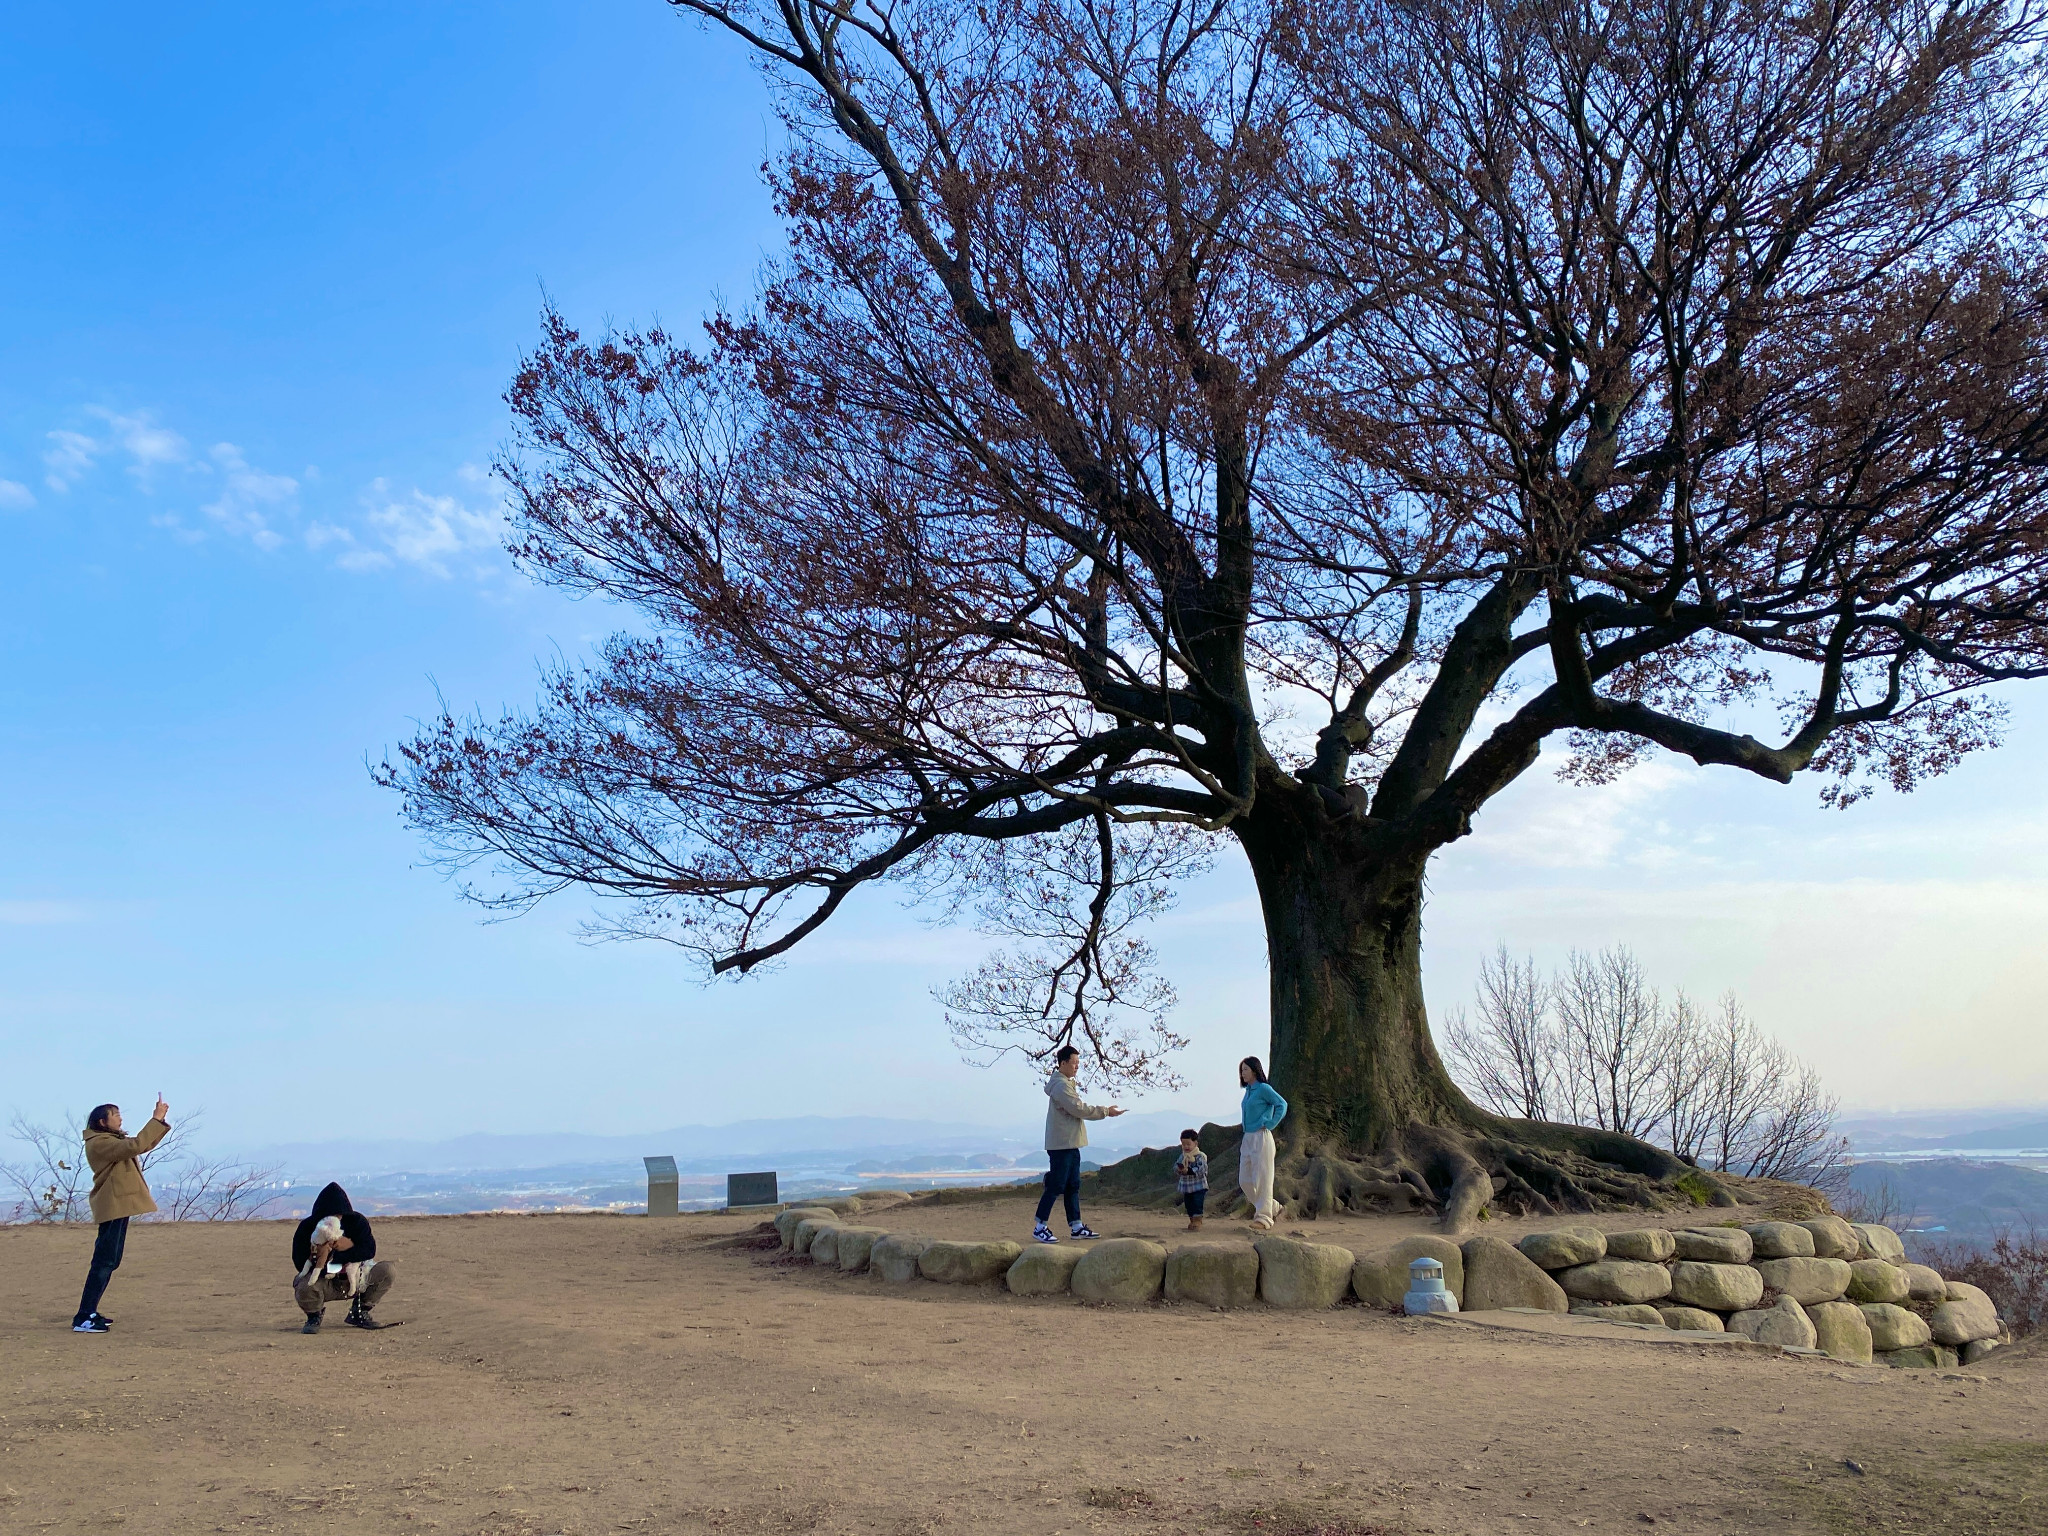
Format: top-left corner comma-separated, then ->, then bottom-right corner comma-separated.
1239,1056 -> 1268,1084
86,1104 -> 119,1133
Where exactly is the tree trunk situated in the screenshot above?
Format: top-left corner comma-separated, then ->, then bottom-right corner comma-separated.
1190,782 -> 1724,1231
1236,799 -> 1475,1151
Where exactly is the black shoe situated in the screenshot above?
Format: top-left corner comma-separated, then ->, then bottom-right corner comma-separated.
301,1311 -> 323,1334
72,1316 -> 110,1333
90,1312 -> 113,1326
345,1311 -> 385,1330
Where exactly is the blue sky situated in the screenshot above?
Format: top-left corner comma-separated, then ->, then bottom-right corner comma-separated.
5,4 -> 2046,1153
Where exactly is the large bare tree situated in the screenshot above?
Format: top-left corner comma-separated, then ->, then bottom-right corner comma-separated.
382,0 -> 2048,1227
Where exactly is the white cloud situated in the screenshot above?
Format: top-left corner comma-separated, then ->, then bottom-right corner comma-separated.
0,478 -> 32,509
341,478 -> 504,576
43,428 -> 99,491
199,443 -> 297,550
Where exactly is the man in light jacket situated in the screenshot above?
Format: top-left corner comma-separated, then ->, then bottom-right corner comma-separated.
71,1097 -> 170,1333
1034,1045 -> 1122,1243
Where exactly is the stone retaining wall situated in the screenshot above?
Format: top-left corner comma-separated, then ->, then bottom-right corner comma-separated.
765,1202 -> 2009,1369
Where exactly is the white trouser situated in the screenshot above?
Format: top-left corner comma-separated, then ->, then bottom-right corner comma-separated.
1239,1127 -> 1278,1225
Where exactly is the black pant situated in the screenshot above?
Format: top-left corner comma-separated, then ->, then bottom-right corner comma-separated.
1181,1189 -> 1207,1218
75,1217 -> 128,1324
1035,1147 -> 1082,1225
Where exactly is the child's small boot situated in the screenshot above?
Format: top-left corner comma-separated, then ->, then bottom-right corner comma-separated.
1190,1215 -> 1204,1231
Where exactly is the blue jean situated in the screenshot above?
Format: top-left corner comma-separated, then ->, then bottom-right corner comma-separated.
75,1217 -> 128,1324
1035,1147 -> 1082,1225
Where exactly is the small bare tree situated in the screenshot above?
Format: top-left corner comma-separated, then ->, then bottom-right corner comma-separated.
1554,949 -> 1668,1139
2,1110 -> 90,1223
1,1109 -> 284,1224
1443,945 -> 1552,1119
1443,953 -> 1846,1188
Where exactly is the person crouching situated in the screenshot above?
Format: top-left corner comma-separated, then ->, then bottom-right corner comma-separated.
291,1182 -> 395,1333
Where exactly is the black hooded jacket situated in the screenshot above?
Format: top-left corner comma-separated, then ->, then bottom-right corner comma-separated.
290,1182 -> 377,1270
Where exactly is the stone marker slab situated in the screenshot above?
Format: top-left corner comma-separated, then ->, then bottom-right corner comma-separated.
726,1171 -> 779,1209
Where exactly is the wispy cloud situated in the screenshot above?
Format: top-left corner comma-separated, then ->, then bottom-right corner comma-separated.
198,443 -> 298,550
37,403 -> 507,581
0,900 -> 92,925
336,477 -> 503,576
0,478 -> 33,509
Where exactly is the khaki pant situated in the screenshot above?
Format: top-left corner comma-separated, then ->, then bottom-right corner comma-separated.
1239,1128 -> 1278,1226
294,1258 -> 396,1317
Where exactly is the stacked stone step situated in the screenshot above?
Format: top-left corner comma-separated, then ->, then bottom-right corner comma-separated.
1510,1216 -> 2005,1367
764,1204 -> 2004,1367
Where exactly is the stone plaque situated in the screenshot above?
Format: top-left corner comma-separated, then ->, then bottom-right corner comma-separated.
644,1155 -> 679,1218
726,1170 -> 779,1209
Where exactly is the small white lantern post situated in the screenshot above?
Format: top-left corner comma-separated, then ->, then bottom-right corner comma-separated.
1402,1254 -> 1459,1315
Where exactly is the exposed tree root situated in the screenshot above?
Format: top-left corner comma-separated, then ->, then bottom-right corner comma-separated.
1090,1116 -> 1740,1234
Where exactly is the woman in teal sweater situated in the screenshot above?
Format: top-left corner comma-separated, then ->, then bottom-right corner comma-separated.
1238,1057 -> 1288,1230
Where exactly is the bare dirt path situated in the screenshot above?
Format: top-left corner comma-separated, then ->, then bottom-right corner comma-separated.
2,1202 -> 2042,1535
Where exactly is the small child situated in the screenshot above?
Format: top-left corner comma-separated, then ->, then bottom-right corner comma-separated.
1174,1129 -> 1208,1231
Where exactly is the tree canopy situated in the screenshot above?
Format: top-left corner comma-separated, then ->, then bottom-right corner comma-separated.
383,0 -> 2048,1133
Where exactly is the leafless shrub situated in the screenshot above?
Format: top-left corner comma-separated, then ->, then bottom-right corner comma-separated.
1916,1229 -> 2048,1339
1443,946 -> 1551,1120
1444,947 -> 1844,1186
1,1109 -> 285,1224
2,1110 -> 91,1222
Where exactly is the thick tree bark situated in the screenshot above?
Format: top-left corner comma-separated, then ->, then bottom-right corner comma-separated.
1104,778 -> 1730,1232
1236,791 -> 1474,1150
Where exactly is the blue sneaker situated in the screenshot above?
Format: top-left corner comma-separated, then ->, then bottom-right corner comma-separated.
71,1316 -> 109,1333
1069,1223 -> 1100,1240
1032,1223 -> 1059,1243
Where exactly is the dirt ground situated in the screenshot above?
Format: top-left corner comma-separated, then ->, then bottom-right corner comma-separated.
4,1195 -> 2045,1536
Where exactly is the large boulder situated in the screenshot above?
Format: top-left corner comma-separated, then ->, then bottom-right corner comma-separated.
1754,1256 -> 1852,1305
1843,1259 -> 1910,1305
1256,1237 -> 1356,1309
1459,1236 -> 1568,1313
1807,1301 -> 1874,1365
1570,1303 -> 1667,1326
1852,1223 -> 1907,1263
775,1207 -> 838,1248
1556,1259 -> 1673,1304
1962,1338 -> 2003,1365
1006,1244 -> 1086,1296
1073,1239 -> 1168,1304
1517,1228 -> 1606,1270
808,1227 -> 842,1266
793,1217 -> 840,1256
919,1239 -> 1023,1285
1929,1285 -> 2000,1346
833,1227 -> 889,1272
1743,1221 -> 1816,1259
1352,1236 -> 1465,1309
1659,1306 -> 1727,1332
870,1233 -> 932,1283
1859,1302 -> 1931,1352
1604,1229 -> 1678,1262
1799,1216 -> 1862,1261
1880,1344 -> 1960,1369
1667,1259 -> 1764,1312
1672,1227 -> 1753,1264
1900,1263 -> 1948,1303
1165,1243 -> 1260,1309
1729,1295 -> 1817,1349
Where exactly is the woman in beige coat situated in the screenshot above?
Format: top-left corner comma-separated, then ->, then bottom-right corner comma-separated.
71,1097 -> 169,1333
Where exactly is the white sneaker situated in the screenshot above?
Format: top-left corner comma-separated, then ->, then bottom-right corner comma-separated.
1032,1223 -> 1059,1243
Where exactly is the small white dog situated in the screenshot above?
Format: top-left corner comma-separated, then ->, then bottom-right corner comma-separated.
310,1214 -> 344,1249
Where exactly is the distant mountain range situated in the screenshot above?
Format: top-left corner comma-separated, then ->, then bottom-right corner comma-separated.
1850,1159 -> 2048,1239
1841,1111 -> 2048,1154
